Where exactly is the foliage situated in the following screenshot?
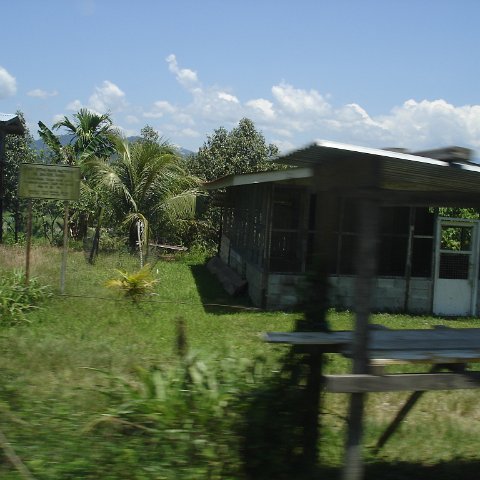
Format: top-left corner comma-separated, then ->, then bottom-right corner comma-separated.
88,353 -> 268,479
105,264 -> 158,301
37,109 -> 120,247
437,207 -> 480,220
188,117 -> 281,181
187,118 -> 282,248
38,108 -> 117,165
3,111 -> 36,243
0,270 -> 51,325
2,247 -> 480,478
93,136 -> 201,253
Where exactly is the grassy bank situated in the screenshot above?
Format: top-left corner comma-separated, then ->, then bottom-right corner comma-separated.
1,245 -> 480,479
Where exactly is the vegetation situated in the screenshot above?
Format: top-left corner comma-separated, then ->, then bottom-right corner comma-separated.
3,112 -> 480,478
0,270 -> 51,326
187,117 -> 282,249
92,135 -> 200,257
106,264 -> 159,301
188,117 -> 280,182
0,245 -> 480,479
2,111 -> 36,243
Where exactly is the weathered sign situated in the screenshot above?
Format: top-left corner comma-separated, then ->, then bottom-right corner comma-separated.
19,164 -> 81,201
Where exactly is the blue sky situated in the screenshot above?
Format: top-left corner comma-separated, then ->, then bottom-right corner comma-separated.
1,0 -> 480,157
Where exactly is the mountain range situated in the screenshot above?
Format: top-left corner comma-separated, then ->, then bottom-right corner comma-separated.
32,134 -> 194,157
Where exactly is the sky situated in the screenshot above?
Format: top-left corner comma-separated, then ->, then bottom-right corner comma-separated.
1,0 -> 480,158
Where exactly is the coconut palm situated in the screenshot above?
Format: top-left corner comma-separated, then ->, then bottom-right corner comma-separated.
93,137 -> 200,265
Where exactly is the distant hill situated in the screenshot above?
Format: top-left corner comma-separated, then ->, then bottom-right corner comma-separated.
33,135 -> 194,157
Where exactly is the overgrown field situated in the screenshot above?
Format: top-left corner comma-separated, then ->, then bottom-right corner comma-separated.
1,245 -> 480,479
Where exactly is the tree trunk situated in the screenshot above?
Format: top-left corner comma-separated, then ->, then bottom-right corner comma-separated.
89,206 -> 104,264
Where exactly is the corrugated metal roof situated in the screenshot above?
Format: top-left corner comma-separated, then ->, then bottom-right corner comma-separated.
277,140 -> 477,170
204,139 -> 480,205
275,140 -> 480,194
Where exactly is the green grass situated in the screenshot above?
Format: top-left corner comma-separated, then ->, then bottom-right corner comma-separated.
1,244 -> 480,479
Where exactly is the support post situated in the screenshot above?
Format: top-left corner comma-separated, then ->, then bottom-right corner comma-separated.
25,200 -> 32,286
60,201 -> 69,294
342,198 -> 379,480
0,130 -> 5,244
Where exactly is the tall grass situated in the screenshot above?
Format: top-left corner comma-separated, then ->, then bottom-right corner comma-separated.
0,245 -> 480,478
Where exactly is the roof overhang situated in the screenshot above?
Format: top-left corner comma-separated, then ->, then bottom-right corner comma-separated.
204,139 -> 480,206
0,113 -> 25,135
203,166 -> 313,190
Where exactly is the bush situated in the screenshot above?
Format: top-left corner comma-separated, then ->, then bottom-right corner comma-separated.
105,264 -> 158,302
87,354 -> 268,479
0,270 -> 52,325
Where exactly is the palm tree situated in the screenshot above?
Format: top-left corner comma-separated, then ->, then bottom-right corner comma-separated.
38,110 -> 119,255
93,137 -> 200,265
38,109 -> 117,165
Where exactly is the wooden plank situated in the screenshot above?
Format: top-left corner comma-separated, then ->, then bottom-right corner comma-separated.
266,328 -> 480,352
325,372 -> 480,393
264,331 -> 351,346
367,349 -> 480,365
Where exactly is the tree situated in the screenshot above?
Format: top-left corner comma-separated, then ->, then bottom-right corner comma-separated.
187,118 -> 281,249
38,109 -> 119,252
188,118 -> 280,181
3,112 -> 36,242
38,108 -> 117,166
93,136 -> 200,263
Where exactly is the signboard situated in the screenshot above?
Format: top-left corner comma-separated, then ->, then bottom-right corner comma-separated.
19,164 -> 81,201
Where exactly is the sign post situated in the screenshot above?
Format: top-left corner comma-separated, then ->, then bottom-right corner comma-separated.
19,164 -> 80,292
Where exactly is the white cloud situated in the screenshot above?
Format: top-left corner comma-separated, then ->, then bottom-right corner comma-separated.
27,88 -> 58,99
144,100 -> 176,118
52,114 -> 66,124
374,99 -> 480,150
166,54 -> 199,90
67,99 -> 83,111
272,82 -> 331,116
173,113 -> 195,125
0,66 -> 16,98
246,98 -> 276,120
272,138 -> 296,153
218,92 -> 239,103
88,80 -> 126,113
148,55 -> 480,156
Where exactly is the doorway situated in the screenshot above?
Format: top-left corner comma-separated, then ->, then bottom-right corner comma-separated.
433,219 -> 479,316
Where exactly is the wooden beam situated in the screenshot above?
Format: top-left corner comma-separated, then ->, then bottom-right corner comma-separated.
325,372 -> 480,393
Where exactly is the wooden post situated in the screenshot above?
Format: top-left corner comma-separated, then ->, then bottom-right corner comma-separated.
0,130 -> 5,244
60,201 -> 69,294
25,199 -> 33,286
342,197 -> 379,480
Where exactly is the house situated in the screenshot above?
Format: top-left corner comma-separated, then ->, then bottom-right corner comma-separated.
205,140 -> 480,316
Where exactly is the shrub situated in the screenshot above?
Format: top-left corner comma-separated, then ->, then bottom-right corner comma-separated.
0,270 -> 51,325
105,264 -> 158,302
87,354 -> 268,479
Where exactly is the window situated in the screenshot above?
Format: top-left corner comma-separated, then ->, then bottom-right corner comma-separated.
269,187 -> 303,273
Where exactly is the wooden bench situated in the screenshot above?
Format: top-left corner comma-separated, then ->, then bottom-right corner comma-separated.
265,326 -> 480,451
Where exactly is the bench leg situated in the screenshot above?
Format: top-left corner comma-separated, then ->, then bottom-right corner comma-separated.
373,389 -> 425,454
373,365 -> 440,453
